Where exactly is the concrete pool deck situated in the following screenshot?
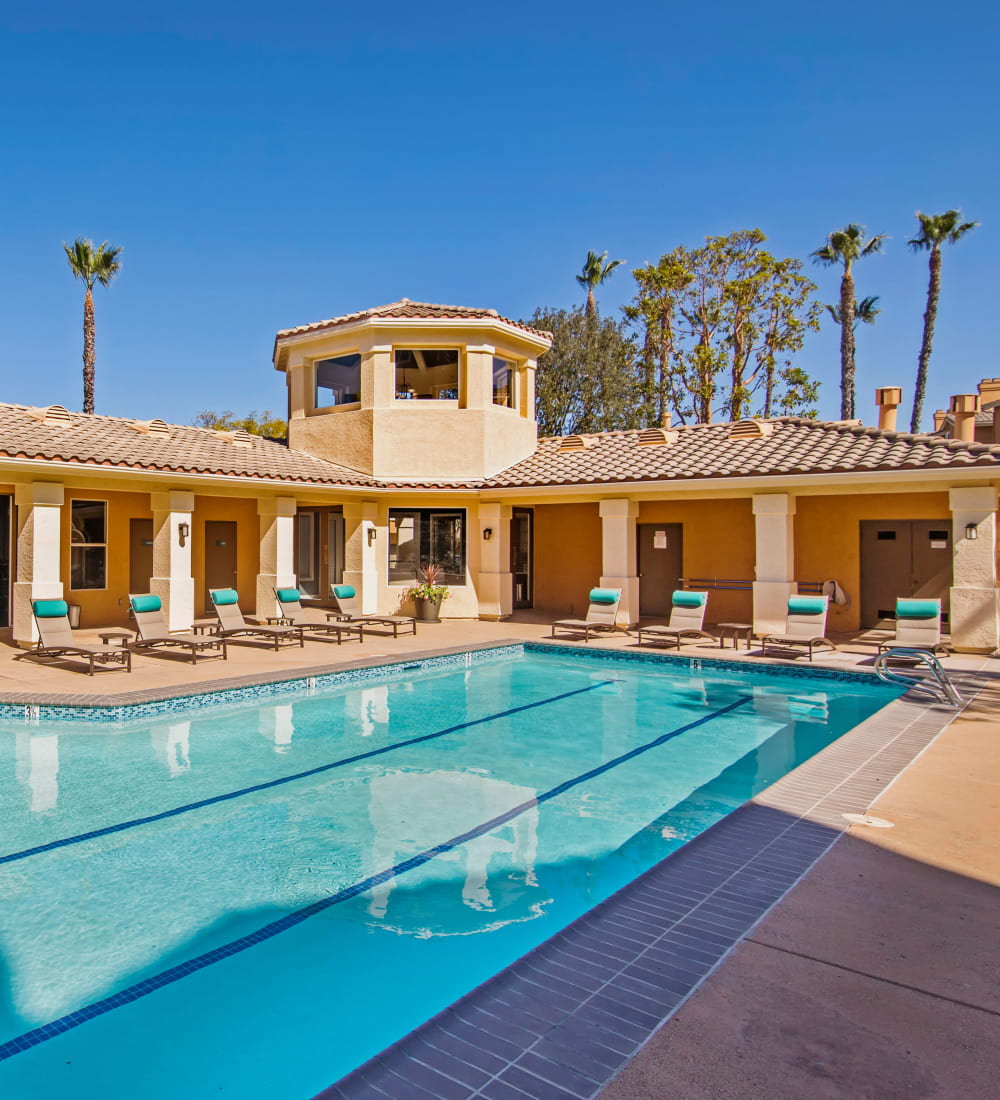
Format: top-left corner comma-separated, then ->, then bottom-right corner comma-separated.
598,678 -> 1000,1100
2,616 -> 996,1098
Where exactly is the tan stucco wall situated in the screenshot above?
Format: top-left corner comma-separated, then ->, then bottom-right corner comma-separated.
60,489 -> 153,628
532,503 -> 602,615
795,491 -> 952,632
637,498 -> 756,623
192,496 -> 260,616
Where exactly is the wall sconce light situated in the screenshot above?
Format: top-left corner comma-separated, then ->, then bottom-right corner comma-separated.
178,521 -> 190,547
483,528 -> 493,541
367,527 -> 377,547
965,522 -> 978,540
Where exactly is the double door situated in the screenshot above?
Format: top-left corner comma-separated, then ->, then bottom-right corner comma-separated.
859,519 -> 952,626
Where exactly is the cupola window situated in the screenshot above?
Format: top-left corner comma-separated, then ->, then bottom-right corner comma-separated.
394,349 -> 459,401
492,357 -> 516,408
315,353 -> 362,408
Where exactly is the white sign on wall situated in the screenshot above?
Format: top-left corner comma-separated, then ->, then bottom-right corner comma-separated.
653,530 -> 668,549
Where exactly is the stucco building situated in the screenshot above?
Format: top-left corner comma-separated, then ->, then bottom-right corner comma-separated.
2,300 -> 1000,651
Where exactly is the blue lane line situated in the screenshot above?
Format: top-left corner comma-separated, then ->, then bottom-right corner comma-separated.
0,693 -> 751,1064
0,680 -> 617,868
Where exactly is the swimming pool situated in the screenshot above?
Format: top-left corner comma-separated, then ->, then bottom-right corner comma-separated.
0,645 -> 898,1098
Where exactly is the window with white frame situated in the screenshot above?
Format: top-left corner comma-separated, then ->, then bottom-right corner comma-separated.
394,349 -> 459,401
70,500 -> 107,590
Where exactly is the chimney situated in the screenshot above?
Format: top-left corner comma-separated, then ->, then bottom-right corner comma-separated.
949,393 -> 980,442
978,377 -> 1000,408
933,409 -> 947,432
875,386 -> 902,431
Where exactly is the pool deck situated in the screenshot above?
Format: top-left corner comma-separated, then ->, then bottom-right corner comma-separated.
3,616 -> 997,1098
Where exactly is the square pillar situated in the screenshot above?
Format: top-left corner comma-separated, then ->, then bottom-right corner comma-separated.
949,486 -> 999,651
343,501 -> 379,614
753,493 -> 796,636
13,482 -> 64,646
150,491 -> 195,632
599,498 -> 639,627
256,497 -> 297,621
477,502 -> 512,620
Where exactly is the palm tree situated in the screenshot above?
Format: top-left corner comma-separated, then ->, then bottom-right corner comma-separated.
577,250 -> 624,317
825,295 -> 881,330
812,225 -> 886,419
908,210 -> 979,433
63,238 -> 123,414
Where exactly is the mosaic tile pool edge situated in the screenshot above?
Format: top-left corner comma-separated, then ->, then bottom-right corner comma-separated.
0,645 -> 524,726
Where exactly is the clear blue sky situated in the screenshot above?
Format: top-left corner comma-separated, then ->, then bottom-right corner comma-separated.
2,1 -> 996,430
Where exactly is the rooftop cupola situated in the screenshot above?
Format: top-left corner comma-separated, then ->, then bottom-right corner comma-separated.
273,300 -> 552,480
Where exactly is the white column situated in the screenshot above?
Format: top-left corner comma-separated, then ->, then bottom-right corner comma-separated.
13,482 -> 64,646
753,493 -> 796,636
343,501 -> 379,614
599,498 -> 639,627
256,497 -> 297,621
150,491 -> 195,632
477,502 -> 512,620
949,486 -> 999,651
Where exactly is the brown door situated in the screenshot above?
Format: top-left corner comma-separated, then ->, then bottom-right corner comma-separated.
129,518 -> 154,595
638,523 -> 683,617
859,520 -> 952,627
510,508 -> 533,608
205,521 -> 238,607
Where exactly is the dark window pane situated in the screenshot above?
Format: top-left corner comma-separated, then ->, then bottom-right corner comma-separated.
492,356 -> 514,408
315,354 -> 362,407
395,349 -> 459,400
388,509 -> 466,585
71,500 -> 105,544
928,530 -> 949,541
71,546 -> 106,589
876,530 -> 896,540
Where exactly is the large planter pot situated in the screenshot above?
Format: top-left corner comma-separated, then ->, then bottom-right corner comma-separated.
412,595 -> 443,622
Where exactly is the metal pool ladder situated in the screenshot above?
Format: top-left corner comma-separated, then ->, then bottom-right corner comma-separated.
874,648 -> 963,707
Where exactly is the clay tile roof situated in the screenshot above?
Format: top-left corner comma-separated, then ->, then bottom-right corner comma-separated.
0,403 -> 380,487
483,417 -> 1000,488
273,298 -> 552,344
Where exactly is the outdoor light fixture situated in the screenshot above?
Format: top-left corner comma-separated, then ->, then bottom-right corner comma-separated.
367,527 -> 377,547
483,528 -> 493,541
178,522 -> 190,546
966,522 -> 978,540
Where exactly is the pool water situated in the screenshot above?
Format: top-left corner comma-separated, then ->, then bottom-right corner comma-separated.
0,648 -> 898,1098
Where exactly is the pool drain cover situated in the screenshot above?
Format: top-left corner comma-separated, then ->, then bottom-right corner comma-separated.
842,813 -> 894,828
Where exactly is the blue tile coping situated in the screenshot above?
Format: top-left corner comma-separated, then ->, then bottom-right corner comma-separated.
0,637 -> 886,725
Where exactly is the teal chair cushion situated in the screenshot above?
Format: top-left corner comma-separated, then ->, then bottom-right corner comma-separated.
276,588 -> 300,604
211,588 -> 240,606
33,599 -> 68,618
332,585 -> 356,599
788,596 -> 827,616
589,588 -> 620,605
131,595 -> 162,614
896,598 -> 940,620
672,590 -> 707,608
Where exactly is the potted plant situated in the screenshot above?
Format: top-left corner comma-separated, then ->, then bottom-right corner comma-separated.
404,563 -> 450,622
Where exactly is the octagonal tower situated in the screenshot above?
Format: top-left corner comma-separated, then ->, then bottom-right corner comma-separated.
273,300 -> 552,480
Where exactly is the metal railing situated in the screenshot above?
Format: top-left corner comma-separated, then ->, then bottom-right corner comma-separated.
874,648 -> 963,707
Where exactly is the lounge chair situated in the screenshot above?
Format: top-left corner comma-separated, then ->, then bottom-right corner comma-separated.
273,587 -> 364,643
637,591 -> 713,648
129,593 -> 227,663
209,588 -> 304,649
877,598 -> 948,657
761,595 -> 836,661
327,584 -> 416,637
24,599 -> 132,675
550,587 -> 623,642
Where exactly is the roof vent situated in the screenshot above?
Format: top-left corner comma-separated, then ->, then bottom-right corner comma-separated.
557,434 -> 590,453
132,418 -> 170,437
728,419 -> 774,441
231,429 -> 254,447
24,404 -> 73,427
637,427 -> 677,447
